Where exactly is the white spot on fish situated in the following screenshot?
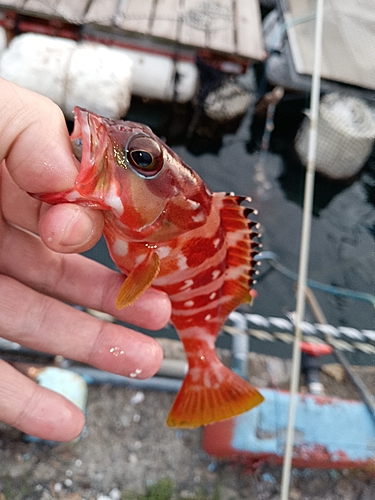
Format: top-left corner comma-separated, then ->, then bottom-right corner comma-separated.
135,254 -> 147,266
192,212 -> 205,223
189,366 -> 202,383
180,279 -> 194,291
212,270 -> 220,280
187,199 -> 201,210
106,196 -> 124,215
113,239 -> 129,256
65,191 -> 81,201
209,292 -> 216,300
204,371 -> 212,388
105,188 -> 124,216
205,314 -> 212,321
184,300 -> 194,307
156,246 -> 171,259
177,255 -> 188,270
213,238 -> 221,248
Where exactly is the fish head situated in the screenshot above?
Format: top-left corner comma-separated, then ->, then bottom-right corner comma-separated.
33,107 -> 212,241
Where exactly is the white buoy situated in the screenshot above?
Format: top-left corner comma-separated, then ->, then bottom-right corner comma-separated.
64,42 -> 132,119
0,26 -> 7,54
0,33 -> 76,109
0,33 -> 133,119
122,48 -> 198,103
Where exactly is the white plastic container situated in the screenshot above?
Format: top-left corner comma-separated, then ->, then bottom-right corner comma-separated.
295,93 -> 375,179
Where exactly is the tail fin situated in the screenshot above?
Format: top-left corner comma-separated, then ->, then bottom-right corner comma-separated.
166,360 -> 264,428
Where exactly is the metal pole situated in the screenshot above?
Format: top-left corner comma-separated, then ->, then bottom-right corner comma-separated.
280,0 -> 325,498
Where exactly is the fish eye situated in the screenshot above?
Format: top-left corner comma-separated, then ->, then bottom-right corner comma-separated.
125,134 -> 163,178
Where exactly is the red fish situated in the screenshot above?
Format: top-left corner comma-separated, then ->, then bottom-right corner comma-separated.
34,107 -> 264,427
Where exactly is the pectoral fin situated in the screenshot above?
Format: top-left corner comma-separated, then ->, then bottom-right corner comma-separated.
116,252 -> 160,309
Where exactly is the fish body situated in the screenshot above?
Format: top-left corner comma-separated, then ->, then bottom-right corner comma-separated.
36,107 -> 264,427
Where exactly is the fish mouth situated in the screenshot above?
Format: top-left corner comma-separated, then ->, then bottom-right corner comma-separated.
68,107 -> 114,206
71,136 -> 83,163
70,107 -> 90,167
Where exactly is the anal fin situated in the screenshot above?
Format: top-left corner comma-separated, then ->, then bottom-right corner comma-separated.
116,251 -> 160,309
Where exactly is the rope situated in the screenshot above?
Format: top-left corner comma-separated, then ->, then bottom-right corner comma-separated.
257,251 -> 375,307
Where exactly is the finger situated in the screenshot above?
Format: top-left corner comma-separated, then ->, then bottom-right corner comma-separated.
0,360 -> 85,441
0,78 -> 78,192
0,223 -> 171,330
0,275 -> 163,379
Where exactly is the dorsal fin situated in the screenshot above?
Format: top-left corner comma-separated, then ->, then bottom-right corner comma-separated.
219,193 -> 261,317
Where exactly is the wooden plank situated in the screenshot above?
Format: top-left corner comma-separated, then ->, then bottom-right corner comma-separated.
54,0 -> 91,23
204,0 -> 235,54
84,0 -> 118,26
235,0 -> 265,60
115,0 -> 154,35
286,0 -> 375,90
21,0 -> 90,23
150,0 -> 179,40
178,0 -> 207,49
0,0 -> 26,8
22,0 -> 63,18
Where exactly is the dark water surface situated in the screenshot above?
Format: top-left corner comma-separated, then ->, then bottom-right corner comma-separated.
83,99 -> 375,363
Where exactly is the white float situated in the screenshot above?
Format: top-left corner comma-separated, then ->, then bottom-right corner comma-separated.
0,33 -> 133,119
119,48 -> 198,103
64,42 -> 132,120
0,27 -> 7,54
0,33 -> 76,109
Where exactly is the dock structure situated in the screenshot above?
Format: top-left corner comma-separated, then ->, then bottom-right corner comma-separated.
0,0 -> 266,64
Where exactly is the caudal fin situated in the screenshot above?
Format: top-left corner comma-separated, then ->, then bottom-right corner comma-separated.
166,362 -> 264,428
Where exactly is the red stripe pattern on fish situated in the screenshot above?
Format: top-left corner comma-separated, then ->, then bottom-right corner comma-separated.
34,107 -> 264,427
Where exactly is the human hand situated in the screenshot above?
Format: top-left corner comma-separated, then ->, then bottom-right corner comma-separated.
0,79 -> 171,441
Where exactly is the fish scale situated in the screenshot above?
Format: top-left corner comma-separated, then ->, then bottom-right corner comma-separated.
33,107 -> 265,428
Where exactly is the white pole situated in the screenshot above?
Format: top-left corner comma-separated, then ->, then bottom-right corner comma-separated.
280,0 -> 325,498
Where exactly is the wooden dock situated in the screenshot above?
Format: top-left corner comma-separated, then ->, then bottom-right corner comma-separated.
0,0 -> 265,63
